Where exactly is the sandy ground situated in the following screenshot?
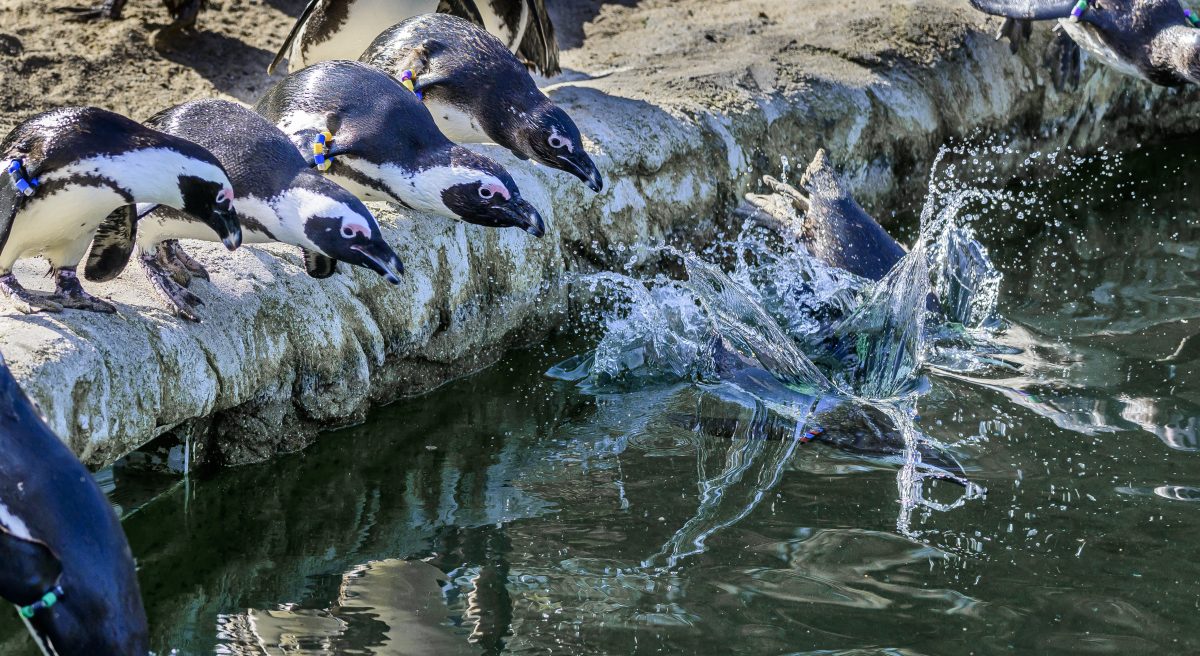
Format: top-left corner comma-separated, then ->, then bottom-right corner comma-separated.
0,0 -> 982,132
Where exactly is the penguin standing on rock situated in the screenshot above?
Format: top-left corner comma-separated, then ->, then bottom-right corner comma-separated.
270,0 -> 558,77
84,100 -> 405,322
971,0 -> 1200,89
362,14 -> 604,193
0,107 -> 239,314
0,354 -> 149,655
256,60 -> 546,237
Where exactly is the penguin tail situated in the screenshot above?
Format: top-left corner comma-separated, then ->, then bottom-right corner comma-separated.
519,0 -> 560,76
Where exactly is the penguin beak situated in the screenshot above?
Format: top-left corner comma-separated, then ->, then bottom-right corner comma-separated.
351,243 -> 405,285
216,206 -> 242,251
497,196 -> 546,237
556,154 -> 604,193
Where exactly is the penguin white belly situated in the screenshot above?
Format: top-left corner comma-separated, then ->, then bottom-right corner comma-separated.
477,1 -> 527,51
1059,20 -> 1150,81
427,99 -> 492,145
1,186 -> 125,271
294,0 -> 436,68
135,210 -> 223,252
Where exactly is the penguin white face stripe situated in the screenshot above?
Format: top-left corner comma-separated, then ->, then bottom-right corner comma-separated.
39,148 -> 228,209
334,158 -> 506,219
0,498 -> 33,541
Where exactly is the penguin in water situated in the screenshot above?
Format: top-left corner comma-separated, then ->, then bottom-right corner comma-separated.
256,60 -> 546,237
58,0 -> 205,42
270,0 -> 558,77
83,100 -> 405,322
362,14 -> 604,193
0,353 -> 150,655
0,107 -> 239,315
970,0 -> 1200,89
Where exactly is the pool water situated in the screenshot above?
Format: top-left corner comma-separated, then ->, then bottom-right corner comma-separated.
3,142 -> 1200,655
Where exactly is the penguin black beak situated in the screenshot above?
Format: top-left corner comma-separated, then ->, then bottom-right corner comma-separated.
498,196 -> 546,237
216,207 -> 242,251
557,154 -> 604,193
351,243 -> 405,285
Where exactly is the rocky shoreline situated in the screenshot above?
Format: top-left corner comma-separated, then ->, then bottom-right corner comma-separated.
0,0 -> 1196,467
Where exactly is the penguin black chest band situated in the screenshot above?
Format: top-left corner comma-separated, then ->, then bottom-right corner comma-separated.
6,160 -> 40,197
400,70 -> 424,101
18,585 -> 64,619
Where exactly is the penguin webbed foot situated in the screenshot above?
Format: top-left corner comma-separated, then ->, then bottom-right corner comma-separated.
140,254 -> 203,322
0,274 -> 63,314
1045,27 -> 1083,91
157,240 -> 209,286
51,268 -> 116,313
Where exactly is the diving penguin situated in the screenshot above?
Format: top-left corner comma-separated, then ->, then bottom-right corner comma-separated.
255,60 -> 546,237
362,14 -> 604,193
84,100 -> 405,322
0,353 -> 150,655
971,0 -> 1200,89
0,107 -> 239,315
270,0 -> 559,76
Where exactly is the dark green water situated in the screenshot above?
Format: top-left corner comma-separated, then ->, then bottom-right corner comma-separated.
4,143 -> 1200,655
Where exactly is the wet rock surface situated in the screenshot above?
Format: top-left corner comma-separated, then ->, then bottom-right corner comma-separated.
0,0 -> 1195,466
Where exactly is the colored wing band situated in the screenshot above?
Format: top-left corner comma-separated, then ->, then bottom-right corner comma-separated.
1186,8 -> 1200,27
799,426 -> 824,443
18,586 -> 64,619
1070,0 -> 1088,21
400,70 -> 424,101
7,159 -> 39,197
313,131 -> 334,171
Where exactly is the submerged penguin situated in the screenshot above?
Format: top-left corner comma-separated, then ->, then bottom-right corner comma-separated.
59,0 -> 204,41
971,0 -> 1200,88
256,60 -> 546,237
362,14 -> 603,193
0,107 -> 239,314
0,354 -> 149,654
83,100 -> 405,322
270,0 -> 558,77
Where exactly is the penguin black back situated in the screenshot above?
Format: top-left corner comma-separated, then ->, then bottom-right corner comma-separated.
0,358 -> 148,654
256,60 -> 455,170
145,99 -> 312,201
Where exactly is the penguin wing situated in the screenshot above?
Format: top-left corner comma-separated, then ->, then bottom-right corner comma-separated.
968,0 -> 1080,19
436,0 -> 486,25
269,0 -> 326,74
517,0 -> 560,76
84,205 -> 140,282
302,249 -> 339,278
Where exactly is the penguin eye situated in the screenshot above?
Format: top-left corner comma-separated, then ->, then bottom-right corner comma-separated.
548,135 -> 569,150
478,186 -> 494,200
341,227 -> 356,238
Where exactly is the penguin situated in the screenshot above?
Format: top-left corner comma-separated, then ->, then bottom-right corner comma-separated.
745,150 -> 907,283
0,353 -> 149,655
269,0 -> 558,77
255,60 -> 546,237
82,100 -> 405,322
0,107 -> 240,315
361,14 -> 604,193
970,0 -> 1200,89
58,0 -> 205,41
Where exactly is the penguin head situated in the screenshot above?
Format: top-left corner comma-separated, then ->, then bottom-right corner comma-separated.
177,169 -> 242,252
518,104 -> 604,193
435,147 -> 546,237
291,177 -> 405,284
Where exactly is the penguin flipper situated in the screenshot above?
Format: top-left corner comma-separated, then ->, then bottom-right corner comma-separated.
0,525 -> 63,608
969,0 -> 1080,20
435,0 -> 485,25
517,0 -> 560,76
269,0 -> 324,74
302,249 -> 339,278
85,205 -> 139,282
